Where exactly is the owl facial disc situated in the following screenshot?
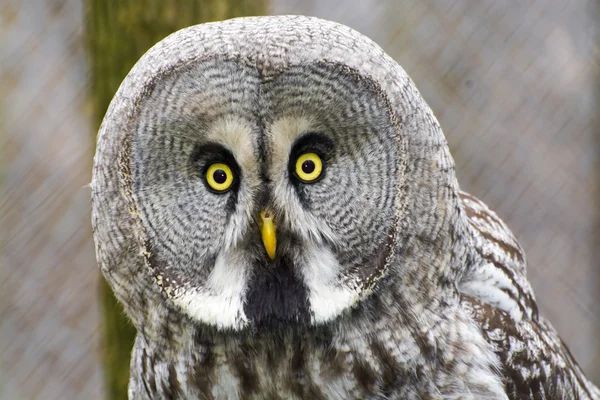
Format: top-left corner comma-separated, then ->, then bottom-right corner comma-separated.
98,41 -> 399,331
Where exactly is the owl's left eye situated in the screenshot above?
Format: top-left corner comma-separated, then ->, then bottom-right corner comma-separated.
295,153 -> 323,183
205,163 -> 234,192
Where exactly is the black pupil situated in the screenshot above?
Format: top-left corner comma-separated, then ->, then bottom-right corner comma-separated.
302,160 -> 315,174
213,169 -> 227,184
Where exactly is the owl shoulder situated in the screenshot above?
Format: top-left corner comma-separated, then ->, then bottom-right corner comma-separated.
462,295 -> 600,399
457,192 -> 599,399
458,191 -> 537,322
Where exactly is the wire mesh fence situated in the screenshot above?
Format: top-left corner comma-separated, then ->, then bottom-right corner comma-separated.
1,0 -> 598,398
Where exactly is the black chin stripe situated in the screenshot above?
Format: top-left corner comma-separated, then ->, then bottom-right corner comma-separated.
244,256 -> 310,327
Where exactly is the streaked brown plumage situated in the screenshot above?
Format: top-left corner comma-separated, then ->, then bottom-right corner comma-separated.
461,193 -> 600,399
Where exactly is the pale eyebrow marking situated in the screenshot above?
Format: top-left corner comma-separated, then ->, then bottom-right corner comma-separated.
205,116 -> 257,174
267,115 -> 316,177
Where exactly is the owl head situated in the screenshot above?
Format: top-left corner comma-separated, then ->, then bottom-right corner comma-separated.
92,16 -> 464,333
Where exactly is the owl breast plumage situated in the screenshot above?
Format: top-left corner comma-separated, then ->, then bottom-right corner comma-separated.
91,15 -> 600,399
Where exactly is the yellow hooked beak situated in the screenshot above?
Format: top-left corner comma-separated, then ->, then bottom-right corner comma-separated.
260,209 -> 277,260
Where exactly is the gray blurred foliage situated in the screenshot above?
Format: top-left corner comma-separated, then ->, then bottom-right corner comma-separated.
0,0 -> 598,399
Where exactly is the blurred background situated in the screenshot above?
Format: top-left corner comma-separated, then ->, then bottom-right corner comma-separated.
0,0 -> 598,398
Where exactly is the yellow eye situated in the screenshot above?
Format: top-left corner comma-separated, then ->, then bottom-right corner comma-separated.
205,163 -> 234,192
295,153 -> 323,182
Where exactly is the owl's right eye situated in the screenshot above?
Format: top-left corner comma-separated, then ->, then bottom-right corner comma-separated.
205,163 -> 234,193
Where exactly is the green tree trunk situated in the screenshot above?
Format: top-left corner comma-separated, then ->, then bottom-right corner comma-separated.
85,1 -> 268,398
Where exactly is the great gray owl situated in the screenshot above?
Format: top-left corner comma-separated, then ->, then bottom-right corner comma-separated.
91,15 -> 600,400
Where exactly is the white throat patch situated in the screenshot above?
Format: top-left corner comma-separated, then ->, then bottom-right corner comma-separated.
301,243 -> 361,324
171,250 -> 249,330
